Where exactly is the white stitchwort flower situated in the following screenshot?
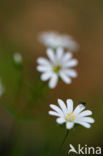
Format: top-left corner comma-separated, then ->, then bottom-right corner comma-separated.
13,53 -> 22,64
37,48 -> 78,88
49,99 -> 95,129
38,32 -> 79,51
0,79 -> 5,97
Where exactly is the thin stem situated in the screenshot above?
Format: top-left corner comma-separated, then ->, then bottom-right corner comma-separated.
58,130 -> 69,155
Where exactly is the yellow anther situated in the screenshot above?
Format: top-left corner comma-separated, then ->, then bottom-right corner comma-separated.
68,117 -> 72,121
66,116 -> 68,119
72,115 -> 76,120
66,113 -> 76,121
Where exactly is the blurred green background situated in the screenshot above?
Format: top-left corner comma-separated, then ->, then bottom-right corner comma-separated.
0,0 -> 103,155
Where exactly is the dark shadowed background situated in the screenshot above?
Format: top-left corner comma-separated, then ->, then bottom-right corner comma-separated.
0,0 -> 103,155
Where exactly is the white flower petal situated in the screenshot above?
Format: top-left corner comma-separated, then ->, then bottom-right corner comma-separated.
37,66 -> 50,72
37,57 -> 50,66
66,122 -> 74,129
58,99 -> 67,114
63,53 -> 72,62
50,104 -> 63,116
64,59 -> 78,67
66,99 -> 73,113
73,104 -> 85,115
79,117 -> 95,123
78,110 -> 92,118
41,72 -> 52,81
48,111 -> 61,117
49,74 -> 58,88
47,48 -> 55,62
67,40 -> 79,51
64,69 -> 77,78
76,121 -> 91,128
56,118 -> 65,124
38,32 -> 79,51
59,71 -> 71,84
56,48 -> 63,60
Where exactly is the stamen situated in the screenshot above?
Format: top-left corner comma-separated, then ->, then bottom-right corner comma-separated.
66,116 -> 68,119
72,115 -> 76,120
68,117 -> 71,121
53,64 -> 61,73
66,112 -> 76,121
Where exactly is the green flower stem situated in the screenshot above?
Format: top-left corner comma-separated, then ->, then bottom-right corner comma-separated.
58,130 -> 69,155
25,76 -> 49,107
15,66 -> 23,102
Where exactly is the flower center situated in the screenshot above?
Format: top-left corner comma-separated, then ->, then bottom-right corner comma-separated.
53,64 -> 61,73
65,112 -> 76,121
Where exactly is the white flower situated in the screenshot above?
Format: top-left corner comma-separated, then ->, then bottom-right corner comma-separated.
0,79 -> 5,97
37,48 -> 78,88
49,99 -> 95,129
38,32 -> 79,51
13,53 -> 22,64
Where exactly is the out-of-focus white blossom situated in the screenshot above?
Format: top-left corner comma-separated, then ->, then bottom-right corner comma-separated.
37,48 -> 78,88
13,53 -> 22,64
38,32 -> 79,51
